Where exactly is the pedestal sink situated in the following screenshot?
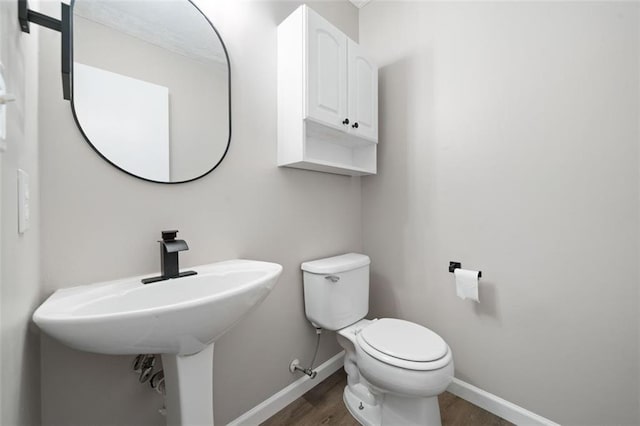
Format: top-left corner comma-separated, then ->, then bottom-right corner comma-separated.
33,259 -> 283,425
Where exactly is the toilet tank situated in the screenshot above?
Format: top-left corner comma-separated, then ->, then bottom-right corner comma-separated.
301,253 -> 370,331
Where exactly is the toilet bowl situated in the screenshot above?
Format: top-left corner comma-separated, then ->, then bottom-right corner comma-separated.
302,253 -> 454,426
337,319 -> 454,426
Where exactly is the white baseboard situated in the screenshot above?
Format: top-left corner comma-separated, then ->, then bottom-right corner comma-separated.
227,351 -> 345,426
228,353 -> 558,426
447,378 -> 559,426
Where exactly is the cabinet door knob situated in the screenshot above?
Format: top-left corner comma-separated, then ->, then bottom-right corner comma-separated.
342,118 -> 350,125
352,122 -> 359,129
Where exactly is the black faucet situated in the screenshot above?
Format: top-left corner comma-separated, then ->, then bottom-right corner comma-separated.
141,230 -> 197,284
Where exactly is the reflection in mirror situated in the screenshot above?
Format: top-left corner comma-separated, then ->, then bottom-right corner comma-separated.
71,0 -> 230,183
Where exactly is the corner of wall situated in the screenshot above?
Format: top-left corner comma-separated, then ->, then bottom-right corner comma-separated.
0,0 -> 42,424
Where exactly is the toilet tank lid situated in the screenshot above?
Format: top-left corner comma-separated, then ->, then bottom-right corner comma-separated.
301,253 -> 370,274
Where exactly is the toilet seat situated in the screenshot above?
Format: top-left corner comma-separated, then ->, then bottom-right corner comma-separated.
356,318 -> 452,371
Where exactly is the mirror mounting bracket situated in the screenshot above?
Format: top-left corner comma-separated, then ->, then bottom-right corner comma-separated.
18,0 -> 72,100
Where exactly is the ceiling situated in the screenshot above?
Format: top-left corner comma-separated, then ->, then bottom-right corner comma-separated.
349,0 -> 372,9
73,0 -> 227,65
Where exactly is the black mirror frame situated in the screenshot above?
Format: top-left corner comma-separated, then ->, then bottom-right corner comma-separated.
20,0 -> 232,184
69,0 -> 232,184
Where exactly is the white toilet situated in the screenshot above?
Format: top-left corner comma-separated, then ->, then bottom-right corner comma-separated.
302,253 -> 454,426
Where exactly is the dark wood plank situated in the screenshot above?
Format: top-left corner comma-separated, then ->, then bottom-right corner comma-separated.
262,370 -> 513,426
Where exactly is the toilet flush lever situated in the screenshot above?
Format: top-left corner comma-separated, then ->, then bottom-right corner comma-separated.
325,275 -> 340,283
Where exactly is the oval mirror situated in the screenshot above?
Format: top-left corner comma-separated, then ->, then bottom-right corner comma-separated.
70,0 -> 230,183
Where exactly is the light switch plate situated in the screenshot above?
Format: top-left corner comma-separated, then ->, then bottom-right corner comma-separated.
18,169 -> 30,234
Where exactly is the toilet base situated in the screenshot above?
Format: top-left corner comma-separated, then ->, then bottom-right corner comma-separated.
344,385 -> 379,426
343,385 -> 443,426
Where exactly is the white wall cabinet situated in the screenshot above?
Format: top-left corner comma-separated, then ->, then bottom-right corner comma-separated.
278,5 -> 378,176
347,39 -> 378,142
306,9 -> 348,129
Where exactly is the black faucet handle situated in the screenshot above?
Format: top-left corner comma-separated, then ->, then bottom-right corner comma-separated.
162,240 -> 189,253
162,230 -> 179,241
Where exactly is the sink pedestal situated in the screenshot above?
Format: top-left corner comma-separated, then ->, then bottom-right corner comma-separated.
162,343 -> 215,426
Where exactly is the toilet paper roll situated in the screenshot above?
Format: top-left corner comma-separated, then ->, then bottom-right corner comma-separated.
454,269 -> 480,302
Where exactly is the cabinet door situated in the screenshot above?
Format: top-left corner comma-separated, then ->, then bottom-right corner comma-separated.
306,8 -> 348,130
347,39 -> 378,141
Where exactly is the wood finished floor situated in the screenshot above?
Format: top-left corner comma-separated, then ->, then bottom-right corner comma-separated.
261,370 -> 513,426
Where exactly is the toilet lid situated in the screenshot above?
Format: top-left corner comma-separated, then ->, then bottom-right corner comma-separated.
360,318 -> 448,362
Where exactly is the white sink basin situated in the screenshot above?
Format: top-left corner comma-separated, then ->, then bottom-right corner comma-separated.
33,259 -> 283,356
34,259 -> 283,425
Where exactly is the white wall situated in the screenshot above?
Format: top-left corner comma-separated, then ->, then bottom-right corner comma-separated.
360,2 -> 640,424
0,0 -> 42,425
37,1 -> 359,425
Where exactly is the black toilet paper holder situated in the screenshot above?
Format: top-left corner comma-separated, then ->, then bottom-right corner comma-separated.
449,261 -> 482,278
